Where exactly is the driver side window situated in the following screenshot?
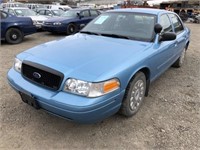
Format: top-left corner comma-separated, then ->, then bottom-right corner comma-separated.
46,10 -> 52,16
38,10 -> 45,15
160,14 -> 173,33
8,9 -> 15,15
80,10 -> 90,17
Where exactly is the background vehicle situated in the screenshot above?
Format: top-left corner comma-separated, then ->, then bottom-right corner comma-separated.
42,8 -> 101,35
5,7 -> 48,29
0,10 -> 36,44
36,9 -> 64,18
45,4 -> 71,11
25,3 -> 45,12
0,2 -> 27,9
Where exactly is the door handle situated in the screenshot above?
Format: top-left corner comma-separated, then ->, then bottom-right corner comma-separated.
174,41 -> 178,47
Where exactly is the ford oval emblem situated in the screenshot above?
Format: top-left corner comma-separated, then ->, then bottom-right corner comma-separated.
33,72 -> 41,79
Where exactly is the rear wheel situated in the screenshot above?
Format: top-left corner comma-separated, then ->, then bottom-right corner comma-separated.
119,72 -> 146,117
172,48 -> 186,68
66,23 -> 77,35
5,28 -> 24,44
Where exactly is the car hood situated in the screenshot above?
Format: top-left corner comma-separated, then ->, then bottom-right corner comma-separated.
44,17 -> 74,22
29,15 -> 48,21
20,33 -> 152,81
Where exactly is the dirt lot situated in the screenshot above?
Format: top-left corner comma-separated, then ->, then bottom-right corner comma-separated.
0,24 -> 199,149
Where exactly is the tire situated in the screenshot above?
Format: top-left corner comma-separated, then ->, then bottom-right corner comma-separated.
172,48 -> 186,68
66,23 -> 77,35
5,28 -> 24,44
119,72 -> 146,117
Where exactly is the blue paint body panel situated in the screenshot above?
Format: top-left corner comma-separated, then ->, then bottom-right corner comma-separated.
7,8 -> 190,123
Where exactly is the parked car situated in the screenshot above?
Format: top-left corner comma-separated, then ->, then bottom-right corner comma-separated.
45,4 -> 71,11
36,9 -> 64,18
0,2 -> 27,9
42,8 -> 101,35
7,8 -> 190,123
25,3 -> 45,12
5,7 -> 48,29
193,14 -> 200,23
0,10 -> 36,44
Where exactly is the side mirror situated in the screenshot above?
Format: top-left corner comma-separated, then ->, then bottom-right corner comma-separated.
154,23 -> 162,34
77,12 -> 83,19
159,32 -> 176,42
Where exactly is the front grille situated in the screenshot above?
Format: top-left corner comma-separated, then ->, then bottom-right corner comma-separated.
45,22 -> 53,25
37,21 -> 44,24
22,61 -> 64,91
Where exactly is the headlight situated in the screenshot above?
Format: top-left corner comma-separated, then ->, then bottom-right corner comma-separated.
33,20 -> 37,25
14,58 -> 22,73
64,78 -> 120,97
53,22 -> 62,26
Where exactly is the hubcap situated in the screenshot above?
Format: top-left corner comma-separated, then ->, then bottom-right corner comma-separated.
130,80 -> 145,111
12,34 -> 17,40
69,26 -> 75,33
180,49 -> 186,65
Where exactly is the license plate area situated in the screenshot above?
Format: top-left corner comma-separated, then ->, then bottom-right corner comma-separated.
20,92 -> 40,109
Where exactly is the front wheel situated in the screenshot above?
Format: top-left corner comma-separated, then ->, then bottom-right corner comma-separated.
172,48 -> 186,68
5,28 -> 24,44
119,72 -> 146,117
66,23 -> 77,35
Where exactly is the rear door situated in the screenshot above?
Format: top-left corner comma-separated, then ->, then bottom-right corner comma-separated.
168,13 -> 186,60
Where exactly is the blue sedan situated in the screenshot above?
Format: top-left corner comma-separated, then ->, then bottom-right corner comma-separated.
0,10 -> 36,44
42,8 -> 101,35
7,8 -> 190,123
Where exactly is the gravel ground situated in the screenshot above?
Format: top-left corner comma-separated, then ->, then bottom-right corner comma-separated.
0,24 -> 200,149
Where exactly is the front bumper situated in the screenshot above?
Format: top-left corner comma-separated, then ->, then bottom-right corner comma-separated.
7,68 -> 124,124
35,24 -> 43,29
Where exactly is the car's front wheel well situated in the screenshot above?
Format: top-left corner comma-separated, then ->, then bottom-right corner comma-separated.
6,26 -> 23,34
128,68 -> 150,96
139,68 -> 150,96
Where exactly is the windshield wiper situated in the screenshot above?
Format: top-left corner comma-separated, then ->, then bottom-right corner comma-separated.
101,33 -> 131,40
80,31 -> 100,36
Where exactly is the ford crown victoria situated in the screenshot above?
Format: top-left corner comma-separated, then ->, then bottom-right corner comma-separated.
7,8 -> 190,123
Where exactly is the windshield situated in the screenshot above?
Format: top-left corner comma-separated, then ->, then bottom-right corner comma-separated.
61,10 -> 79,17
52,9 -> 64,16
14,9 -> 36,16
82,12 -> 156,42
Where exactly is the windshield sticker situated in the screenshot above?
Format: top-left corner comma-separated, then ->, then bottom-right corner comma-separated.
94,16 -> 109,24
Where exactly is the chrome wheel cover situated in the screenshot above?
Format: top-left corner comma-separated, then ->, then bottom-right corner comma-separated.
180,49 -> 186,65
130,79 -> 145,111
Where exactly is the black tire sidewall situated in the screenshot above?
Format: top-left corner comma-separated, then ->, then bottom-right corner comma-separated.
67,23 -> 77,35
5,28 -> 23,44
121,72 -> 146,117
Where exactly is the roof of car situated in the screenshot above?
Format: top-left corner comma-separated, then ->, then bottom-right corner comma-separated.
108,8 -> 171,15
38,8 -> 62,11
70,8 -> 93,11
8,7 -> 29,10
